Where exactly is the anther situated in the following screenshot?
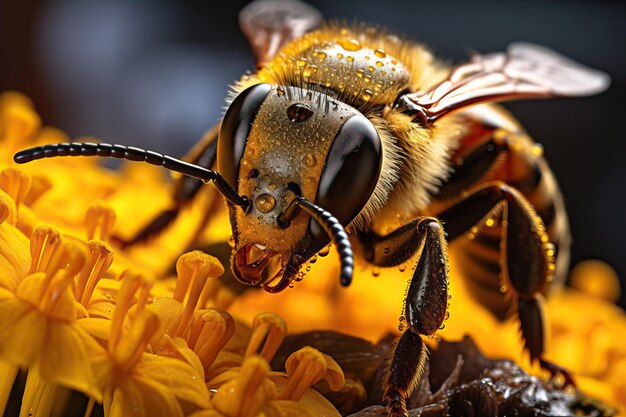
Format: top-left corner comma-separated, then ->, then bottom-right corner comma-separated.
0,191 -> 16,225
0,168 -> 31,213
76,240 -> 114,306
110,269 -> 155,353
40,242 -> 87,316
0,95 -> 41,150
174,251 -> 225,336
211,356 -> 270,417
29,225 -> 62,273
84,202 -> 116,241
245,312 -> 287,362
189,309 -> 235,374
280,346 -> 345,401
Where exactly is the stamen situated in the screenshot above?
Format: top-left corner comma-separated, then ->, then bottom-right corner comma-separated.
0,191 -> 17,225
75,240 -> 114,306
280,346 -> 345,401
0,94 -> 40,151
22,175 -> 52,206
29,225 -> 62,274
0,168 -> 31,214
39,242 -> 87,317
173,251 -> 224,337
188,309 -> 235,373
211,356 -> 271,417
109,269 -> 154,353
111,309 -> 160,372
84,203 -> 116,241
244,312 -> 287,363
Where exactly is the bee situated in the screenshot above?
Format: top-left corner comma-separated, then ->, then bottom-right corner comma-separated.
14,0 -> 609,415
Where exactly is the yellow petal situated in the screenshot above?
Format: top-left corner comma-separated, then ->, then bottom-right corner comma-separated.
124,375 -> 184,417
0,215 -> 30,290
136,353 -> 211,410
0,290 -> 44,367
37,321 -> 103,401
271,377 -> 341,417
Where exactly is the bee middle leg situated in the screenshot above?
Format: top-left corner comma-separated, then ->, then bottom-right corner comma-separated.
360,218 -> 449,417
437,181 -> 573,385
117,125 -> 220,247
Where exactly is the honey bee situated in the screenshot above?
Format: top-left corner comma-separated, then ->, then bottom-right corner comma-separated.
14,0 -> 609,415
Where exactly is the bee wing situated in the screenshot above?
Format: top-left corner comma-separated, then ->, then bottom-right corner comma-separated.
239,0 -> 323,69
400,43 -> 610,126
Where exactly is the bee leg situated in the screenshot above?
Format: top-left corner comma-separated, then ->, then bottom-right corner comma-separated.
116,126 -> 219,247
361,218 -> 449,416
437,182 -> 573,386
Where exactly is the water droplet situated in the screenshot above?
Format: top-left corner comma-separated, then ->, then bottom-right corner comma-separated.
376,61 -> 384,67
337,53 -> 344,59
304,153 -> 317,167
346,56 -> 354,62
310,255 -> 318,264
374,48 -> 386,58
317,51 -> 327,60
383,247 -> 390,254
500,285 -> 508,293
398,323 -> 405,332
340,39 -> 362,51
368,65 -> 375,72
296,58 -> 307,67
319,246 -> 330,257
391,59 -> 398,65
399,265 -> 406,272
255,193 -> 276,214
439,323 -> 446,330
355,69 -> 364,78
444,311 -> 450,320
362,90 -> 373,102
306,266 -> 311,272
372,267 -> 380,277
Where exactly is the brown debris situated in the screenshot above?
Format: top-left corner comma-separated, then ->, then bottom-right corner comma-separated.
276,331 -> 615,417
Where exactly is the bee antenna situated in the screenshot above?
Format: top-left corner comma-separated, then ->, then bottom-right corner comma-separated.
278,197 -> 353,286
13,142 -> 249,208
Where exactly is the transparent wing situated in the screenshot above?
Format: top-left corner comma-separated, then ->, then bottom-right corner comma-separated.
239,0 -> 323,68
400,43 -> 610,126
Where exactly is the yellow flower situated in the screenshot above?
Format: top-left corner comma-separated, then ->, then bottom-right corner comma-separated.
0,225 -> 106,417
77,269 -> 212,417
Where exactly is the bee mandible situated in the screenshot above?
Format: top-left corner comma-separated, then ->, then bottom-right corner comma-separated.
13,0 -> 610,415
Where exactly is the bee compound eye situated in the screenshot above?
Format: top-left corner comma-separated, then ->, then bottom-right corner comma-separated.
218,83 -> 272,189
312,114 -> 382,238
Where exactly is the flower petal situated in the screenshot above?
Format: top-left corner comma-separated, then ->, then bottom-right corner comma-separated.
136,353 -> 211,410
0,217 -> 29,290
38,321 -> 104,401
0,291 -> 43,367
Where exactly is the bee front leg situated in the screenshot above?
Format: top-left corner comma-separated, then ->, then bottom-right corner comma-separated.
361,218 -> 449,417
437,181 -> 573,385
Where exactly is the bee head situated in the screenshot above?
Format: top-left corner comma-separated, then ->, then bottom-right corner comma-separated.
218,83 -> 382,291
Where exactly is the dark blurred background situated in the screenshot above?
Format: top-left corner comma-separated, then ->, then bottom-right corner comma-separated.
1,1 -> 625,307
